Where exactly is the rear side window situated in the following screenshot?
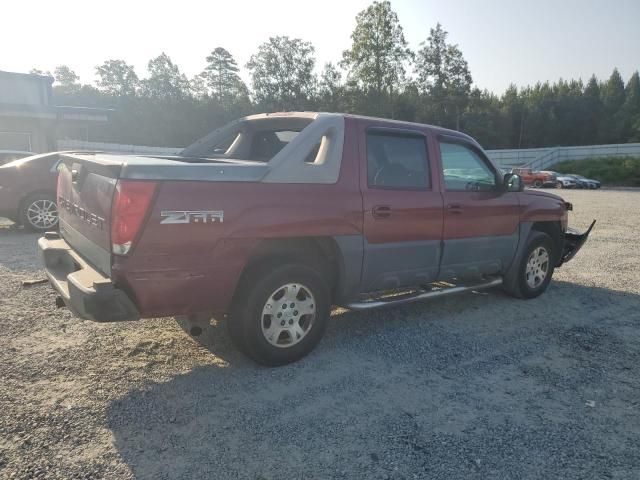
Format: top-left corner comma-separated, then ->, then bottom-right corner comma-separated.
367,132 -> 429,189
440,142 -> 497,191
248,130 -> 300,161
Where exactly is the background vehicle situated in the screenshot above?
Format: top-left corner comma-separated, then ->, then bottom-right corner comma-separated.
510,168 -> 556,187
39,113 -> 593,366
0,153 -> 60,231
567,174 -> 601,189
546,172 -> 578,189
0,150 -> 35,166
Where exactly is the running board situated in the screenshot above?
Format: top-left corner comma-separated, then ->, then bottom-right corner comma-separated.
344,277 -> 503,311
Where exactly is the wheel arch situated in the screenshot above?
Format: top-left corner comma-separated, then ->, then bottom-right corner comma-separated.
235,236 -> 352,303
531,220 -> 563,264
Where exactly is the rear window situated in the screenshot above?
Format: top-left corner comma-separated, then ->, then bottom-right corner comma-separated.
248,130 -> 300,161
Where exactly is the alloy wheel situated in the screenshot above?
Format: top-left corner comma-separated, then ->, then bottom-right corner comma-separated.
26,199 -> 58,230
261,283 -> 316,348
525,246 -> 549,289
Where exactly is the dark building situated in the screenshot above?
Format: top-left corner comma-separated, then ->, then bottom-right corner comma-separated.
0,71 -> 111,153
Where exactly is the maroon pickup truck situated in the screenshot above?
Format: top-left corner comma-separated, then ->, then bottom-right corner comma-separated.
38,113 -> 594,365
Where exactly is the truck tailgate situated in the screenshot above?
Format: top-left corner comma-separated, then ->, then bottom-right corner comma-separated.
57,154 -> 121,275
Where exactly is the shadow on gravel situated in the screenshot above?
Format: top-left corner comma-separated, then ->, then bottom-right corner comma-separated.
109,281 -> 640,479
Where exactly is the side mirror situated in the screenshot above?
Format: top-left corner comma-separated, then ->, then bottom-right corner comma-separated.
503,173 -> 524,192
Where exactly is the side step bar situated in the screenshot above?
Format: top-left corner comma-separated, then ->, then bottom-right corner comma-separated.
344,277 -> 503,311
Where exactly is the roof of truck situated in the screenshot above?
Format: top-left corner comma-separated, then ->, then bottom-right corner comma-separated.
241,111 -> 479,147
63,113 -> 481,185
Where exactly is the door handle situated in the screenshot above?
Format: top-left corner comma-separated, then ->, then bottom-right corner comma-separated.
447,203 -> 463,214
372,205 -> 392,219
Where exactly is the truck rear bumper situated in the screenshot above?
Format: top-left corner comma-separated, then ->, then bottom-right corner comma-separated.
38,234 -> 139,322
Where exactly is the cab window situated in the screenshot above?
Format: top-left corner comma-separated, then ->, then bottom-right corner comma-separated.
440,142 -> 497,191
367,132 -> 429,189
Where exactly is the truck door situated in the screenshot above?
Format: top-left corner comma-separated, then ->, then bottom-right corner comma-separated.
437,136 -> 520,280
360,125 -> 444,292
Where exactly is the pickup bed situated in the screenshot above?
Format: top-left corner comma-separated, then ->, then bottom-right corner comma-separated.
39,112 -> 594,365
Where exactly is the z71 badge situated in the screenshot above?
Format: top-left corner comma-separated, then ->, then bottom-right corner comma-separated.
160,210 -> 224,224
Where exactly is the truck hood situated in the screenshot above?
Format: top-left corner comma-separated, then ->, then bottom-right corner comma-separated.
521,189 -> 565,202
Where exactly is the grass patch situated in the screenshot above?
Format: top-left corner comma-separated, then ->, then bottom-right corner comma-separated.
553,156 -> 640,187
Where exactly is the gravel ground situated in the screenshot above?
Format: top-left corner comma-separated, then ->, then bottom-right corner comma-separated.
1,189 -> 639,480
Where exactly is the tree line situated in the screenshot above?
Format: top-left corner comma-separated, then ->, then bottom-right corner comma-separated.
32,1 -> 640,150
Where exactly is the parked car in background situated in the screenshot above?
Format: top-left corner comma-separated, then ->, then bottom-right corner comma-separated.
510,168 -> 556,188
555,174 -> 578,189
567,174 -> 601,189
0,153 -> 60,231
0,150 -> 36,166
541,171 -> 577,189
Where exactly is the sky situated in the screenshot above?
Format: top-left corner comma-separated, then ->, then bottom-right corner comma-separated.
3,0 -> 640,94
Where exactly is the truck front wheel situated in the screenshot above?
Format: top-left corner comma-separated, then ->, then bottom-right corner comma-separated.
229,262 -> 330,366
506,231 -> 556,299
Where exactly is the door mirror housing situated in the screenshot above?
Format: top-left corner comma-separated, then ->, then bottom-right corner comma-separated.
503,173 -> 524,192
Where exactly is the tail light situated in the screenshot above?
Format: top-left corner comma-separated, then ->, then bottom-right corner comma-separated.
111,180 -> 157,255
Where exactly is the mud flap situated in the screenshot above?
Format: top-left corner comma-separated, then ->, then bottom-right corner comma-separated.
559,220 -> 596,266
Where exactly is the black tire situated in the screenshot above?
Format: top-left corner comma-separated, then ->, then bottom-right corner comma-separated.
507,232 -> 555,299
556,181 -> 563,189
533,179 -> 543,188
19,193 -> 59,232
228,262 -> 330,366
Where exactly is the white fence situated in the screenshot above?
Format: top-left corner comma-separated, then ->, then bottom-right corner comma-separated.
57,139 -> 182,155
486,143 -> 640,170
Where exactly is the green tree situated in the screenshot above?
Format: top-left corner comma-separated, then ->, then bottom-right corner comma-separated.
341,0 -> 412,116
95,60 -> 139,96
190,73 -> 209,99
521,82 -> 556,147
582,75 -> 603,144
202,47 -> 247,104
317,62 -> 343,111
621,71 -> 640,141
415,23 -> 472,130
463,88 -> 506,148
246,36 -> 316,111
53,65 -> 81,94
501,84 -> 527,148
142,53 -> 190,100
550,78 -> 585,146
599,68 -> 626,143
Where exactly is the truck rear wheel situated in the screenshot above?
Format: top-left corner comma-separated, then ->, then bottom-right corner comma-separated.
229,262 -> 330,366
533,179 -> 543,188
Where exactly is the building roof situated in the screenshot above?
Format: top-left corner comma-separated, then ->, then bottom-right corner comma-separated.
0,70 -> 54,83
0,70 -> 112,124
0,102 -> 112,123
